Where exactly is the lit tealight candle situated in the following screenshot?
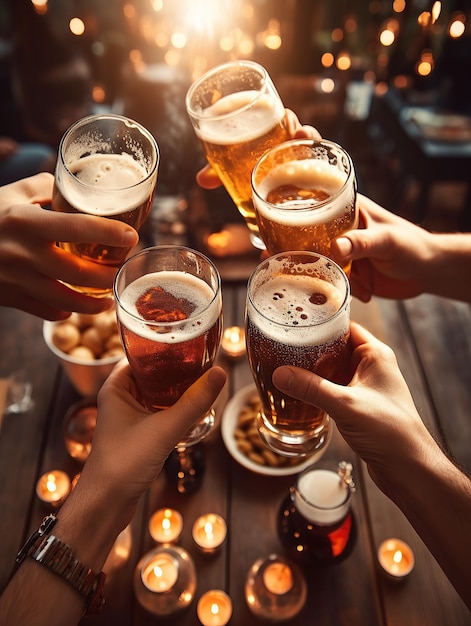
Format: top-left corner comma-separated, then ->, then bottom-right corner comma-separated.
149,508 -> 183,544
197,589 -> 233,626
221,326 -> 246,359
36,470 -> 71,507
378,538 -> 415,579
192,513 -> 227,552
141,553 -> 179,593
262,561 -> 294,595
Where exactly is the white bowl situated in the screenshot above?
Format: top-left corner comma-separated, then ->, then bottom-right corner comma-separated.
221,384 -> 331,476
43,320 -> 123,397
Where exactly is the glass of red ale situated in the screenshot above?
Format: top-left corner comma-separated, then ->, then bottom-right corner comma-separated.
245,251 -> 351,458
52,113 -> 159,297
114,245 -> 222,446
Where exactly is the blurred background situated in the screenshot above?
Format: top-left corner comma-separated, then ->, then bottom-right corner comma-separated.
1,0 -> 470,237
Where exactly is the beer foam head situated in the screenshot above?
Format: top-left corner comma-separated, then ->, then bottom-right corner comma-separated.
295,469 -> 350,525
254,159 -> 351,226
195,91 -> 284,145
118,271 -> 220,343
248,256 -> 350,347
59,153 -> 152,216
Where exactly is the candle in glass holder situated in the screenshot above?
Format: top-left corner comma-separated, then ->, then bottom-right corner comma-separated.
149,508 -> 183,544
192,513 -> 227,552
141,553 -> 179,593
378,538 -> 415,579
197,589 -> 233,626
262,561 -> 294,595
221,326 -> 246,359
36,470 -> 71,506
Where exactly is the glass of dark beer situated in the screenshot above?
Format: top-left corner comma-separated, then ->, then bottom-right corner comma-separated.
278,461 -> 356,562
185,60 -> 289,250
245,251 -> 351,458
52,113 -> 159,297
251,138 -> 357,275
114,245 -> 222,446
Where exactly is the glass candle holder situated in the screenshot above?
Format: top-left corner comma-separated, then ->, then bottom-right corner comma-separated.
197,589 -> 233,626
192,513 -> 227,553
134,545 -> 196,617
36,470 -> 71,507
277,461 -> 356,563
63,399 -> 97,462
378,538 -> 415,580
149,508 -> 183,544
245,554 -> 307,622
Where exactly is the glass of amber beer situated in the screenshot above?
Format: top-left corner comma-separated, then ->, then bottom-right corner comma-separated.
114,245 -> 222,446
245,251 -> 351,457
52,113 -> 159,297
251,138 -> 357,274
185,60 -> 288,250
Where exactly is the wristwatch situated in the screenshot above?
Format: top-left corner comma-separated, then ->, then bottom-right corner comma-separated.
15,514 -> 106,616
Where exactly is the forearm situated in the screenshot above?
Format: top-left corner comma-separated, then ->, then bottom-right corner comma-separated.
0,472 -> 132,626
421,233 -> 471,303
376,439 -> 471,609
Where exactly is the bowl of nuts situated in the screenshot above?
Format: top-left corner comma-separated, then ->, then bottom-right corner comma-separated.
221,384 -> 331,476
43,308 -> 125,397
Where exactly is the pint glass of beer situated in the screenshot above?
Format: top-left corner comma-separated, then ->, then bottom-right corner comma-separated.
245,251 -> 351,457
185,60 -> 288,250
251,139 -> 357,274
114,245 -> 222,445
52,114 -> 159,297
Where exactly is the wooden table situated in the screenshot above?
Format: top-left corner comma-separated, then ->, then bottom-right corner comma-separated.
0,279 -> 470,624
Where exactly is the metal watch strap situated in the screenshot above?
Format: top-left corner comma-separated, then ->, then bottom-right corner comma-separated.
16,518 -> 105,616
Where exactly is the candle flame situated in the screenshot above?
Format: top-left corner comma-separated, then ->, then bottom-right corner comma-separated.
210,602 -> 220,616
393,549 -> 403,564
162,518 -> 171,531
204,521 -> 214,539
46,474 -> 57,493
153,565 -> 163,579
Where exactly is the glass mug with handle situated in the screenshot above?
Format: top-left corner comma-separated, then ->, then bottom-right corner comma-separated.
114,245 -> 222,446
251,138 -> 358,275
185,60 -> 289,250
52,113 -> 159,297
245,251 -> 351,458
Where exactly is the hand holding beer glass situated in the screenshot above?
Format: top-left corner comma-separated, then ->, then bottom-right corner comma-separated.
114,245 -> 222,446
251,139 -> 358,274
52,113 -> 159,297
245,251 -> 351,458
185,60 -> 288,250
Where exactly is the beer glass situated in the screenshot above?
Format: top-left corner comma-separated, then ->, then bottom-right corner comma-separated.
277,461 -> 356,562
185,60 -> 289,250
251,138 -> 358,274
245,251 -> 351,458
52,113 -> 159,297
114,245 -> 222,446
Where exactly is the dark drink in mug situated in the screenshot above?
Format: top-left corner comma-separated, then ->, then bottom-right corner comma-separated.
52,114 -> 159,297
278,464 -> 355,562
245,252 -> 351,457
252,139 -> 357,274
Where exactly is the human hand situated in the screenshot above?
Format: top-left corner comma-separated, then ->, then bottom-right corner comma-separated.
0,173 -> 139,320
272,322 -> 435,491
196,108 -> 321,189
331,194 -> 434,301
81,362 -> 227,522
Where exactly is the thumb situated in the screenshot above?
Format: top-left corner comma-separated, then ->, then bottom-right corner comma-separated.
273,365 -> 345,418
332,227 -> 391,266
